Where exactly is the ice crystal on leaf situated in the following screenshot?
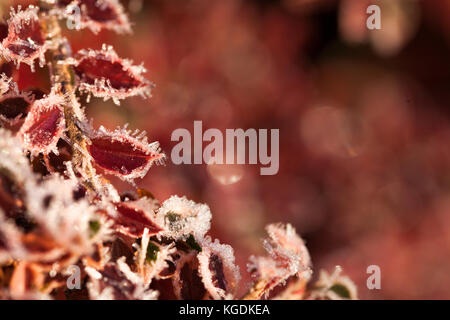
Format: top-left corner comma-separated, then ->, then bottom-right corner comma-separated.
86,125 -> 164,181
0,6 -> 47,70
247,223 -> 312,298
155,195 -> 212,242
72,45 -> 152,105
169,237 -> 240,300
307,266 -> 358,300
106,197 -> 163,238
18,88 -> 66,156
197,237 -> 241,300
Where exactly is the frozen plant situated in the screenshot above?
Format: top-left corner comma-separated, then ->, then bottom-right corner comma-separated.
0,0 -> 357,300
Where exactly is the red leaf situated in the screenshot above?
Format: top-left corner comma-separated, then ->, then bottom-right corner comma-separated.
72,45 -> 153,104
18,91 -> 65,155
0,7 -> 46,69
87,126 -> 164,179
106,199 -> 163,238
247,223 -> 312,298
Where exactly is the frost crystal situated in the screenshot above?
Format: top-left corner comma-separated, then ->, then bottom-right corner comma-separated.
108,197 -> 163,238
155,195 -> 212,241
247,223 -> 312,298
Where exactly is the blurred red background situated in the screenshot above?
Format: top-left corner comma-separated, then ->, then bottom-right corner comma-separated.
3,0 -> 450,299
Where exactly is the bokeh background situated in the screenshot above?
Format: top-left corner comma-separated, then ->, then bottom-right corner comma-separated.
2,0 -> 450,299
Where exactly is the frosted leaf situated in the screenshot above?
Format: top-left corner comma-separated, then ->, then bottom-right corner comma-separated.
172,252 -> 207,300
71,45 -> 153,104
155,195 -> 212,241
197,237 -> 241,300
265,223 -> 312,281
55,0 -> 132,34
86,125 -> 164,181
18,89 -> 66,156
307,266 -> 358,300
247,223 -> 312,298
85,257 -> 158,300
106,197 -> 163,238
0,6 -> 47,69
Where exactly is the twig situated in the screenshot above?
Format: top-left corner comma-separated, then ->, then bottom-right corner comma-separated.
38,2 -> 97,192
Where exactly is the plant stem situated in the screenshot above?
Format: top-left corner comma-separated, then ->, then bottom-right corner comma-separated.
38,2 -> 97,191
